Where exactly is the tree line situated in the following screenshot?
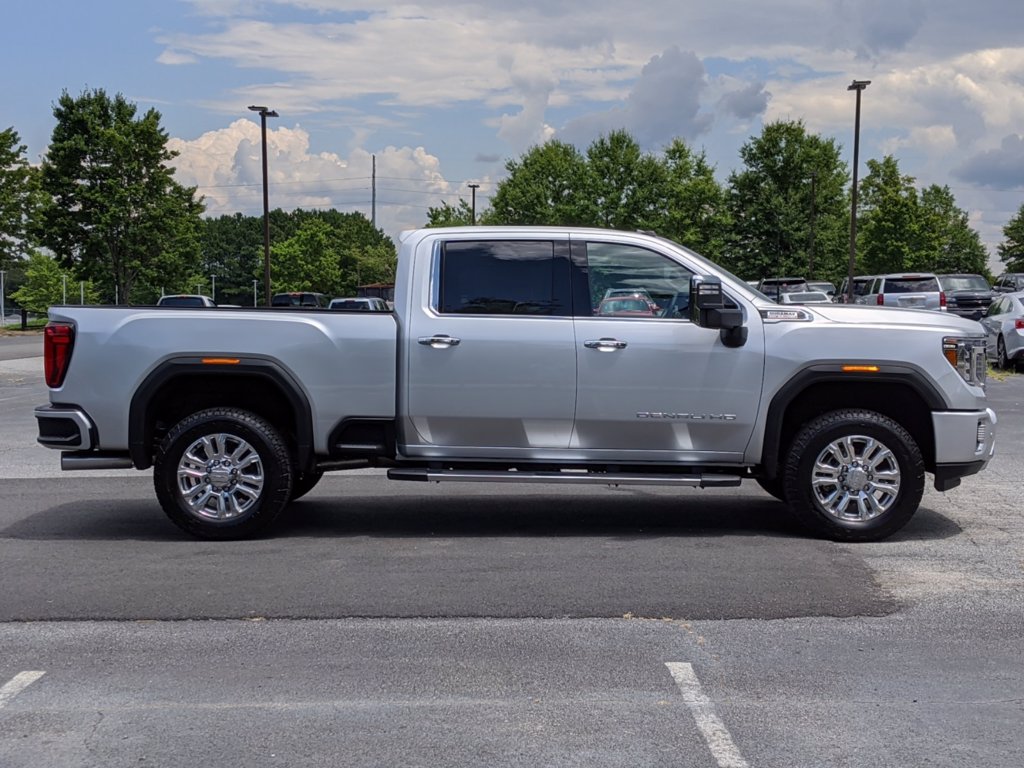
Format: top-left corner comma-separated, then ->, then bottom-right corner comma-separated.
3,88 -> 1024,313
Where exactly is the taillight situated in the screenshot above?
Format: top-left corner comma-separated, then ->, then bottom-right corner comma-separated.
877,294 -> 884,305
940,291 -> 947,308
1015,319 -> 1024,330
44,323 -> 75,388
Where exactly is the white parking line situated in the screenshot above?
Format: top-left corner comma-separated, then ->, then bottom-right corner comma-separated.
0,671 -> 46,709
666,662 -> 749,768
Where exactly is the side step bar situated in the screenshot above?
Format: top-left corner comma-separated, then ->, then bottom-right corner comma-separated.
387,468 -> 742,488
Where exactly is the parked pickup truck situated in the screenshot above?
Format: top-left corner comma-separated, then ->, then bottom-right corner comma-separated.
36,227 -> 996,541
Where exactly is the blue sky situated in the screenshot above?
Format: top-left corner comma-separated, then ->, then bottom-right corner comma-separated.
4,0 -> 1024,269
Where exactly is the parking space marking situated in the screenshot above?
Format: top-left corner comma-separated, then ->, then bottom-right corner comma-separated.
0,671 -> 45,709
666,662 -> 749,768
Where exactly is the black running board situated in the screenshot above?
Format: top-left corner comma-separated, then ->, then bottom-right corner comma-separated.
387,468 -> 742,488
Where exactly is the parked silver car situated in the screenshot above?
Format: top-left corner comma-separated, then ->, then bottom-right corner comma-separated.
980,291 -> 1024,370
329,297 -> 390,311
778,290 -> 831,305
858,273 -> 946,311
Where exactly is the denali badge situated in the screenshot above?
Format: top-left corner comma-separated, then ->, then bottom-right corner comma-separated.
636,412 -> 737,421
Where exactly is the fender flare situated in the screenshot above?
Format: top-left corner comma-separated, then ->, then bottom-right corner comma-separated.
128,357 -> 314,471
760,364 -> 947,479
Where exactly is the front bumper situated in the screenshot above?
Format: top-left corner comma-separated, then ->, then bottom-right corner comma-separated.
931,407 -> 997,490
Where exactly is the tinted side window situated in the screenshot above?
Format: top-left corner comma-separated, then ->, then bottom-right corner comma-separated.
439,240 -> 569,316
579,242 -> 695,319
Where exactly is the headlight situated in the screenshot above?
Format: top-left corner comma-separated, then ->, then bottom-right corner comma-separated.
942,336 -> 987,387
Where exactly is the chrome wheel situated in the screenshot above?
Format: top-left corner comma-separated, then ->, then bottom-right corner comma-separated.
176,432 -> 265,521
998,337 -> 1009,369
810,434 -> 901,522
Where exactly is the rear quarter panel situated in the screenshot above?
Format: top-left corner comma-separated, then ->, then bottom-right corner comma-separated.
47,307 -> 398,454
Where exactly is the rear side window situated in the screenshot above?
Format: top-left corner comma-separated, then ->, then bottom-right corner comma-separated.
438,240 -> 570,315
882,277 -> 939,293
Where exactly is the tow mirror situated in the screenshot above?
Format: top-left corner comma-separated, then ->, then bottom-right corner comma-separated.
689,275 -> 747,347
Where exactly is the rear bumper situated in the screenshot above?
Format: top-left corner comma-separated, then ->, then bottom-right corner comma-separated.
35,405 -> 95,450
931,408 -> 997,490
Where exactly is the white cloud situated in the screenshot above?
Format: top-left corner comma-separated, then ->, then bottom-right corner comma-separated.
168,119 -> 480,239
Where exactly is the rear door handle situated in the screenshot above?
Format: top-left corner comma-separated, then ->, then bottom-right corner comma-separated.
418,334 -> 461,348
584,338 -> 628,351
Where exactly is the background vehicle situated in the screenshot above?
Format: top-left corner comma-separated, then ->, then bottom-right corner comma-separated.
329,297 -> 390,311
806,281 -> 836,299
156,294 -> 215,308
36,227 -> 995,544
778,291 -> 831,305
271,292 -> 329,308
993,273 -> 1024,294
595,297 -> 656,317
981,292 -> 1024,370
756,277 -> 808,301
937,274 -> 994,320
836,275 -> 876,304
859,273 -> 946,311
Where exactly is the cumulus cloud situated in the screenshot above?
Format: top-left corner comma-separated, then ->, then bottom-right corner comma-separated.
559,47 -> 712,150
168,119 -> 470,238
953,134 -> 1024,189
718,81 -> 770,121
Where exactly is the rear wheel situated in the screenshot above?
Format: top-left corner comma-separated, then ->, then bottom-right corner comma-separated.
154,408 -> 292,539
997,336 -> 1015,371
783,409 -> 924,542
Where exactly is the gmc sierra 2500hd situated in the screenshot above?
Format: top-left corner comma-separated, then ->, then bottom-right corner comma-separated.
36,227 -> 996,541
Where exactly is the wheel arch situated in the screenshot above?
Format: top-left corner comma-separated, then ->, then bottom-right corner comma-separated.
761,365 -> 946,480
129,358 -> 314,473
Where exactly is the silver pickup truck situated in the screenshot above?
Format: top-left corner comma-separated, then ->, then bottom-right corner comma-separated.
36,227 -> 996,542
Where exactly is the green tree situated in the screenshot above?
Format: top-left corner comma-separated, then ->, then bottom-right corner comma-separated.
0,127 -> 41,275
917,185 -> 989,276
11,251 -> 100,313
35,88 -> 204,305
998,203 -> 1024,272
583,130 -> 666,230
856,156 -> 923,274
268,218 -> 342,294
425,199 -> 475,227
200,213 -> 263,304
487,140 -> 590,225
656,139 -> 730,261
726,120 -> 849,281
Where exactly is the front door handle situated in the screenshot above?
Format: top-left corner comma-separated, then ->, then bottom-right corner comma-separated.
584,338 -> 628,351
418,334 -> 461,349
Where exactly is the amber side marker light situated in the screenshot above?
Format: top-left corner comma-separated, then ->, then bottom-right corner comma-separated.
841,364 -> 880,373
941,347 -> 960,368
201,358 -> 240,365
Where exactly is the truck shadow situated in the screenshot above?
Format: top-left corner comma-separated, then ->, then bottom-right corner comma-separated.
2,491 -> 961,543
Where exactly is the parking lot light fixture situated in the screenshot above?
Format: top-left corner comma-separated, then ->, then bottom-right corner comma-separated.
248,105 -> 279,306
846,79 -> 870,303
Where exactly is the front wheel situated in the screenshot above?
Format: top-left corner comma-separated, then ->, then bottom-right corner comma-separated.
997,336 -> 1014,371
783,409 -> 924,542
154,408 -> 293,539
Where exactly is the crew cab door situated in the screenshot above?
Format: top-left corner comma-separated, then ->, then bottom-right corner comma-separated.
570,237 -> 765,462
402,236 -> 577,458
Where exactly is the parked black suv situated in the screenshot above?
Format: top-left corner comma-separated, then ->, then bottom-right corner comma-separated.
937,274 -> 994,320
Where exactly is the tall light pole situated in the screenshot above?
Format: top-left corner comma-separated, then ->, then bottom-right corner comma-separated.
846,80 -> 870,303
467,183 -> 480,225
248,105 -> 278,306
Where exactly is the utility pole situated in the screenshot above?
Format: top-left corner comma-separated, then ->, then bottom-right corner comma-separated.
371,154 -> 377,227
846,80 -> 870,303
468,183 -> 480,225
808,171 -> 818,278
0,270 -> 5,327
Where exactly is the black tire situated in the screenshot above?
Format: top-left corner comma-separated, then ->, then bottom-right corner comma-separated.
154,408 -> 293,539
997,336 -> 1009,370
782,409 -> 924,542
290,468 -> 324,502
755,475 -> 787,502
